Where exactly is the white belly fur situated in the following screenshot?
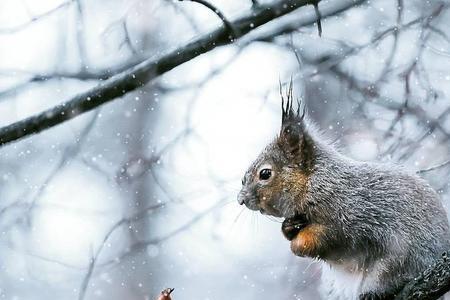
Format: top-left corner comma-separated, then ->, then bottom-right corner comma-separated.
318,261 -> 364,300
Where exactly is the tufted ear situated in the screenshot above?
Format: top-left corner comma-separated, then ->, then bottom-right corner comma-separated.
278,80 -> 306,158
280,122 -> 302,157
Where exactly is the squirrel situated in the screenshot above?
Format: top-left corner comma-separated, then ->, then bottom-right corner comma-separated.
237,86 -> 450,299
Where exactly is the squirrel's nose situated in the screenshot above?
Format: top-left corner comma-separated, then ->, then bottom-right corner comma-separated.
237,192 -> 245,205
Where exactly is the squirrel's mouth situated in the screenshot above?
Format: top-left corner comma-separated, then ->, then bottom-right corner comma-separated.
281,214 -> 310,241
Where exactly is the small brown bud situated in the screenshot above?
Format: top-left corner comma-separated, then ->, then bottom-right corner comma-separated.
156,288 -> 174,300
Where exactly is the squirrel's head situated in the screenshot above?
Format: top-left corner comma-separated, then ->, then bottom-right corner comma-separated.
238,84 -> 314,218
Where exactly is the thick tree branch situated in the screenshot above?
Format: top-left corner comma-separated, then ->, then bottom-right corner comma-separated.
396,252 -> 450,300
0,0 -> 364,147
0,59 -> 145,100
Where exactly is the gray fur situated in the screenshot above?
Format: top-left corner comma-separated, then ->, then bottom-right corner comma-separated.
307,129 -> 450,294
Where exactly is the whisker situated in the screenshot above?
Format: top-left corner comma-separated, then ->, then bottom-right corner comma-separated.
217,182 -> 241,192
252,211 -> 257,235
221,199 -> 238,206
232,207 -> 246,226
223,207 -> 246,239
220,187 -> 241,193
256,212 -> 260,234
243,209 -> 250,233
252,213 -> 257,236
264,215 -> 284,223
303,259 -> 319,274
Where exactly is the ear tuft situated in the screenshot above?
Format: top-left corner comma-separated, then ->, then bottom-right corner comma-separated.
280,78 -> 305,126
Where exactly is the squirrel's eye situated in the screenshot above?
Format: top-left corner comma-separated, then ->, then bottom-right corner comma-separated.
259,169 -> 272,180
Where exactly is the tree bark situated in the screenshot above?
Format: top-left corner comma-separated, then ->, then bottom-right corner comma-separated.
396,252 -> 450,300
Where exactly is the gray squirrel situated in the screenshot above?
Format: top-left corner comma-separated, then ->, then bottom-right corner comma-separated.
237,87 -> 450,299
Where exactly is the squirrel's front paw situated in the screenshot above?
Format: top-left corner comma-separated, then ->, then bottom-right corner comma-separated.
281,215 -> 308,241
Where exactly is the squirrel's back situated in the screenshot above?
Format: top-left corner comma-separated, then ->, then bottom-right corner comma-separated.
309,146 -> 450,297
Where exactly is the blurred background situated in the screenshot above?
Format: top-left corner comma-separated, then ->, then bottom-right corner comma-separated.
0,0 -> 449,299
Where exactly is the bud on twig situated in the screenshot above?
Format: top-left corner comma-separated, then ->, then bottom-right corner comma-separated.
156,288 -> 174,300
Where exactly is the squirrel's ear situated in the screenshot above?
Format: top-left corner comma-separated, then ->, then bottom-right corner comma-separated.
279,122 -> 303,157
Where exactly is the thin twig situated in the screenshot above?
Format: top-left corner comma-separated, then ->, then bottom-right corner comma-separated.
75,0 -> 88,66
417,159 -> 450,175
178,0 -> 238,39
0,110 -> 100,220
77,203 -> 166,300
105,201 -> 225,265
77,201 -> 222,300
313,1 -> 322,36
78,247 -> 96,300
0,60 -> 144,101
27,110 -> 100,212
0,1 -> 74,34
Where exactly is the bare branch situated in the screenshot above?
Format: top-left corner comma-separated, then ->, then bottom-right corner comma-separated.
0,0 -> 363,147
75,0 -> 88,66
77,203 -> 166,300
375,0 -> 403,82
163,0 -> 201,33
0,110 -> 99,224
313,1 -> 322,37
77,201 -> 222,300
78,247 -> 96,300
119,20 -> 138,55
417,159 -> 450,175
27,110 -> 100,212
109,201 -> 225,264
0,60 -> 144,100
243,0 -> 365,44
